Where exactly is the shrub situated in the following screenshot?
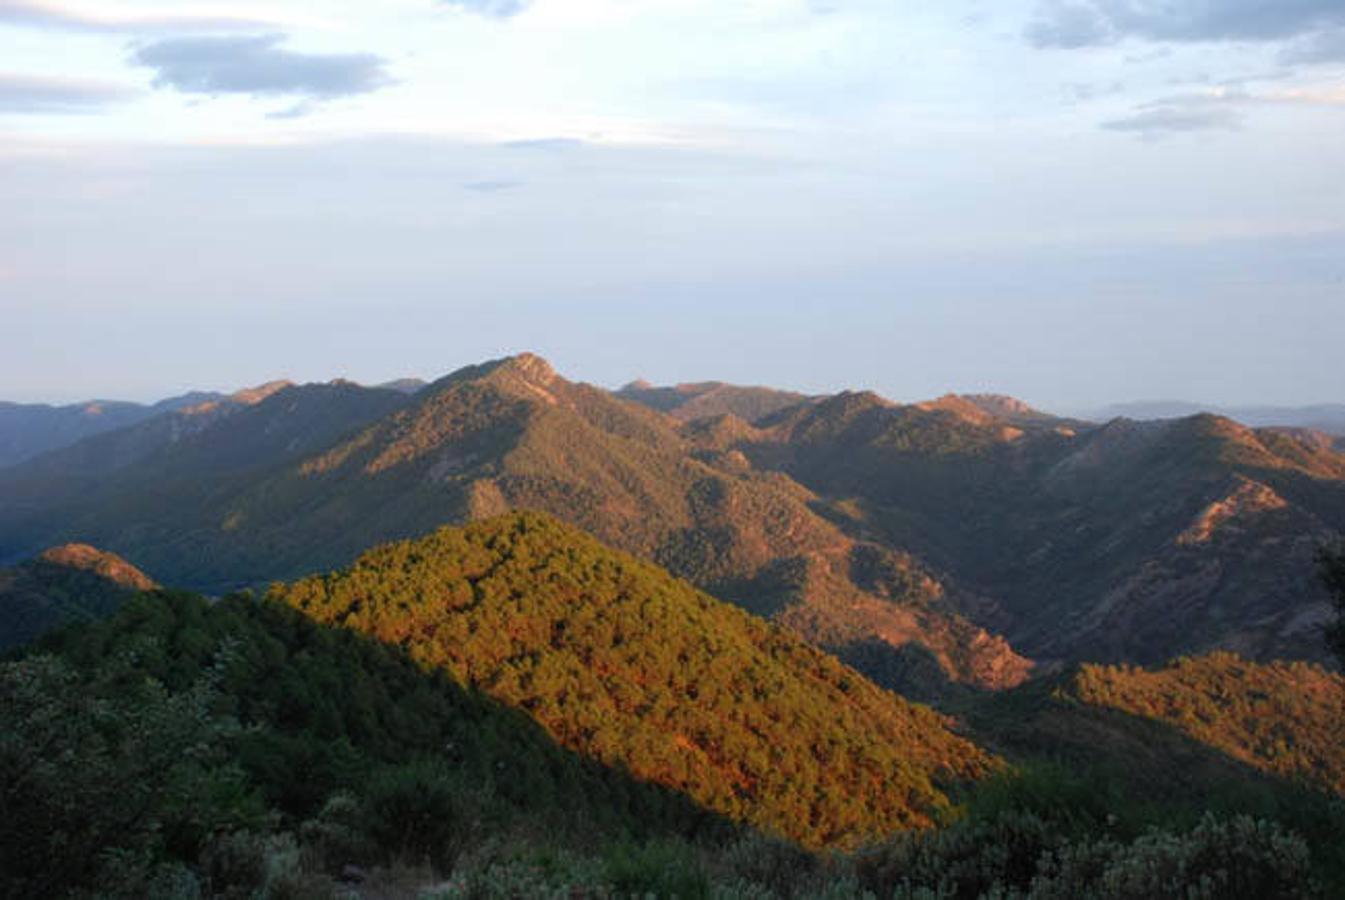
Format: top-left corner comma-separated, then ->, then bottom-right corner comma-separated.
298,792 -> 377,872
852,811 -> 1060,898
429,848 -> 610,898
601,838 -> 710,898
1030,814 -> 1316,899
362,760 -> 485,871
712,832 -> 826,898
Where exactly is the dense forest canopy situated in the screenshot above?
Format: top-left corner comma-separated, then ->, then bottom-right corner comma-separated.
268,511 -> 995,848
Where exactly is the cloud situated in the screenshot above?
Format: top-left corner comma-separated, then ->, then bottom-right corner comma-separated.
1281,28 -> 1345,64
1261,85 -> 1345,107
1028,0 -> 1345,49
0,0 -> 281,33
440,0 -> 531,19
1104,82 -> 1345,138
1102,104 -> 1243,137
130,35 -> 391,100
0,72 -> 133,113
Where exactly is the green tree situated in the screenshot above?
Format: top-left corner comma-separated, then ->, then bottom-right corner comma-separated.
0,653 -> 260,897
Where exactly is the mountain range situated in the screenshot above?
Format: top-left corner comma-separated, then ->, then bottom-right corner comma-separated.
3,358 -> 1343,895
0,353 -> 1339,701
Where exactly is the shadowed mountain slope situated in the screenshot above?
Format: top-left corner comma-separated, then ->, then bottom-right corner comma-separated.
0,380 -> 414,579
730,394 -> 1345,669
268,511 -> 997,847
0,544 -> 155,651
15,585 -> 728,898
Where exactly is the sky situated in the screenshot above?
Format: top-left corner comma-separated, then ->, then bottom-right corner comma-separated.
2,0 -> 1343,411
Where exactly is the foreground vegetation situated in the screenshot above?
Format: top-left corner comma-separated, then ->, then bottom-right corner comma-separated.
4,513 -> 1342,897
6,619 -> 1338,899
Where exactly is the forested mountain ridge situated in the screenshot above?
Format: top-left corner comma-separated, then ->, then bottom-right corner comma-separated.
268,511 -> 997,848
14,552 -> 1340,897
1067,653 -> 1345,795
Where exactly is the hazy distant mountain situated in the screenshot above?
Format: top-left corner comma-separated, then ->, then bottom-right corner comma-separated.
374,377 -> 428,394
1,380 -> 434,491
0,543 -> 154,651
0,379 -> 413,578
614,379 -> 815,423
0,390 -> 228,469
1086,401 -> 1345,437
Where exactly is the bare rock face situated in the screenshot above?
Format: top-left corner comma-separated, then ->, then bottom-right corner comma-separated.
1176,477 -> 1289,546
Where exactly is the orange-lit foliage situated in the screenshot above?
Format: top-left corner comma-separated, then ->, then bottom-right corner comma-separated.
271,512 -> 995,848
1070,653 -> 1345,795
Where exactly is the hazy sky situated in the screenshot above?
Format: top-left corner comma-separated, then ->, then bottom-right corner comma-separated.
2,0 -> 1343,410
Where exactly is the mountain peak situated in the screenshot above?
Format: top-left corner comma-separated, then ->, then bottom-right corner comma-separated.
231,380 -> 294,406
36,543 -> 156,591
501,351 -> 557,382
916,394 -> 997,426
960,393 -> 1043,418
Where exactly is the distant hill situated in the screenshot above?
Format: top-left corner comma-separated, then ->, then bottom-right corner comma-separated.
374,377 -> 428,395
0,543 -> 154,651
0,380 -> 413,570
269,512 -> 996,847
0,391 -> 230,469
615,379 -> 815,423
1087,401 -> 1345,437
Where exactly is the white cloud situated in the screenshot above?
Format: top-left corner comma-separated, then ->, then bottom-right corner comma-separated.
0,72 -> 135,113
0,0 -> 318,33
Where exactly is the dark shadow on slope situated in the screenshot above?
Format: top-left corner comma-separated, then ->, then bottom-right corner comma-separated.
951,675 -> 1345,884
835,638 -> 974,707
34,590 -> 732,843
